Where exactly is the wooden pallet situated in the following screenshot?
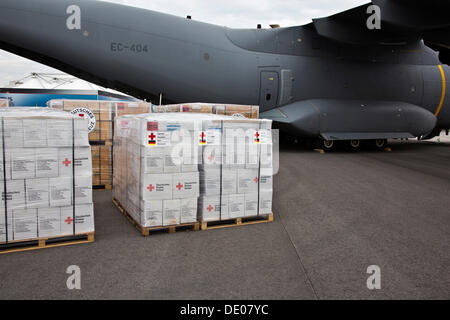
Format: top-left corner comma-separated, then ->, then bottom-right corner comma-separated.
0,232 -> 95,255
112,198 -> 199,236
93,184 -> 113,190
201,213 -> 274,231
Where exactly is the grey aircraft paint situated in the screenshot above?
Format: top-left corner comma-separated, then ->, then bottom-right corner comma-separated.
0,0 -> 449,144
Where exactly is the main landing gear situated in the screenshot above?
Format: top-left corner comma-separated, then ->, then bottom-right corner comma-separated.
314,138 -> 388,152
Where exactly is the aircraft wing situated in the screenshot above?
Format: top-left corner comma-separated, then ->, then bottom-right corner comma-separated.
311,0 -> 450,63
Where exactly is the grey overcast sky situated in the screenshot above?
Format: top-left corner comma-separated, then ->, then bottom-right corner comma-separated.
0,0 -> 368,86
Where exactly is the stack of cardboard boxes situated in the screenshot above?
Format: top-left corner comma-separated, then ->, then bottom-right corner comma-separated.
114,113 -> 200,227
0,108 -> 94,243
113,113 -> 273,229
48,99 -> 152,187
198,117 -> 273,222
151,103 -> 259,119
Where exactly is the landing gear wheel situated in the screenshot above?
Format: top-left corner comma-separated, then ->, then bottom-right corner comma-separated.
372,139 -> 388,151
316,139 -> 335,151
348,139 -> 361,151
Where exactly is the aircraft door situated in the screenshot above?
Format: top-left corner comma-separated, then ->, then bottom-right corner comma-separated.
260,71 -> 279,111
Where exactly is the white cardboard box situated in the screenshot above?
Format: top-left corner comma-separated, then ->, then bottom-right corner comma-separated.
259,190 -> 273,215
47,119 -> 73,147
228,194 -> 245,219
58,147 -> 92,177
141,147 -> 164,174
221,168 -> 237,195
142,173 -> 173,201
49,177 -> 72,207
74,175 -> 93,204
25,178 -> 50,209
172,172 -> 200,199
4,180 -> 26,210
198,195 -> 229,222
237,168 -> 259,194
180,198 -> 198,224
140,200 -> 163,227
38,207 -> 61,237
163,147 -> 182,173
36,148 -> 59,178
13,208 -> 38,241
163,199 -> 180,226
259,167 -> 273,191
244,193 -> 258,217
2,120 -> 24,148
23,119 -> 47,147
199,169 -> 220,195
11,148 -> 35,180
60,204 -> 94,235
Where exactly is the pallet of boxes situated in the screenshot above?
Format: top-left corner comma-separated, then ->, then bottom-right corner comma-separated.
48,99 -> 151,190
0,108 -> 95,254
112,112 -> 273,236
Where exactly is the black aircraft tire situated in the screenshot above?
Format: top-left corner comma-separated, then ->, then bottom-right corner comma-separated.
347,139 -> 361,151
371,139 -> 388,151
316,139 -> 336,151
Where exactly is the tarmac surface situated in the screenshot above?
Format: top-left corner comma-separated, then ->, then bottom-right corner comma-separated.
0,138 -> 449,300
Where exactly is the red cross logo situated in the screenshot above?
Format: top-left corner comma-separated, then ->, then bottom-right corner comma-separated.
255,131 -> 260,143
208,154 -> 215,162
147,184 -> 155,192
200,132 -> 207,145
65,217 -> 74,225
62,158 -> 71,167
149,132 -> 156,140
254,177 -> 259,183
78,113 -> 85,118
176,183 -> 183,191
207,205 -> 214,212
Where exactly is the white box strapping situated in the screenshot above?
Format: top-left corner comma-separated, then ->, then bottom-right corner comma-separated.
114,113 -> 273,226
0,108 -> 94,244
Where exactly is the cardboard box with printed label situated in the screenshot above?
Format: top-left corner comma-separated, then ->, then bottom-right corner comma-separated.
36,148 -> 59,178
11,148 -> 35,180
26,178 -> 50,209
181,198 -> 198,224
38,207 -> 61,238
12,208 -> 37,241
163,199 -> 180,226
142,173 -> 173,201
172,172 -> 200,199
140,200 -> 163,227
49,177 -> 72,207
60,204 -> 95,235
4,179 -> 26,210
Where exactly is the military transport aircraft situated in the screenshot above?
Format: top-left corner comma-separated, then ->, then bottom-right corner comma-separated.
0,0 -> 449,150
